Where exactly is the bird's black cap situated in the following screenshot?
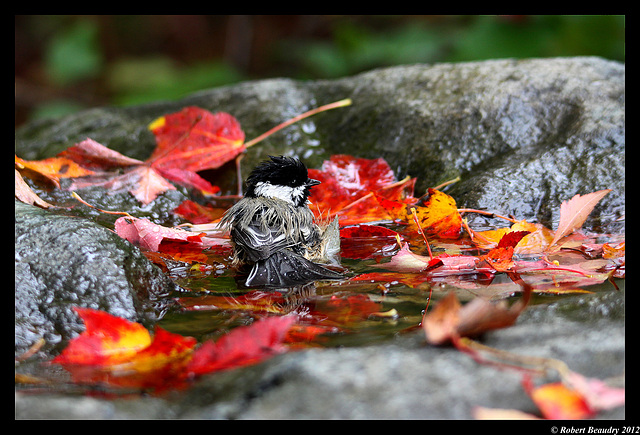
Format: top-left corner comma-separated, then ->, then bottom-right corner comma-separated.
246,155 -> 318,189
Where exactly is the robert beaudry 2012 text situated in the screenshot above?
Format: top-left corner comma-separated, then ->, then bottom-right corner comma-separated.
560,428 -> 628,434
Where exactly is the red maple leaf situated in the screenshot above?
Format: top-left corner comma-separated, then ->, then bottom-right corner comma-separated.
31,107 -> 245,204
307,155 -> 416,224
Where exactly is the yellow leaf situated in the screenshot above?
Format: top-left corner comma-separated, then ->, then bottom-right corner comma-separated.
148,115 -> 166,131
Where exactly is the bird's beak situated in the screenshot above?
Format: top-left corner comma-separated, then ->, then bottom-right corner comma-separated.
306,178 -> 321,187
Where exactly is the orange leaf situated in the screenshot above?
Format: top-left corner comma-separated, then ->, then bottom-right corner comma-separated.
481,246 -> 517,272
480,230 -> 530,272
377,189 -> 462,238
523,376 -> 594,419
474,220 -> 554,254
15,169 -> 52,208
113,325 -> 197,374
16,154 -> 95,187
602,241 -> 625,259
51,308 -> 198,391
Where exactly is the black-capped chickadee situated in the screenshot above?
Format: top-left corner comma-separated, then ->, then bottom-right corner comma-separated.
220,155 -> 342,288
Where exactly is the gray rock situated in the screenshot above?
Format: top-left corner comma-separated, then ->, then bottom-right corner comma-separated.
15,201 -> 177,357
312,57 -> 624,232
16,57 -> 624,232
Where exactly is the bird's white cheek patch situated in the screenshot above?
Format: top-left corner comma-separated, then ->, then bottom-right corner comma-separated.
254,182 -> 299,205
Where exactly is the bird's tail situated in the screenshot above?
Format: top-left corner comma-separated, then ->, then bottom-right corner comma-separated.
245,250 -> 342,288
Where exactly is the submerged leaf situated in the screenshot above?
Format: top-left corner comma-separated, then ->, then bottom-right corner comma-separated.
339,225 -> 402,259
186,315 -> 296,376
51,307 -> 154,366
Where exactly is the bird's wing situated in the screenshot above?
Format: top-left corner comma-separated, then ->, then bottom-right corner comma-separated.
230,213 -> 294,262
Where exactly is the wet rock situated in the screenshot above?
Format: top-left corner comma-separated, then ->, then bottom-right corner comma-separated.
15,201 -> 177,357
313,57 -> 624,233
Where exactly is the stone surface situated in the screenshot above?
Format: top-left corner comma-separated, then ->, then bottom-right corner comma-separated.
15,201 -> 177,357
16,57 -> 624,232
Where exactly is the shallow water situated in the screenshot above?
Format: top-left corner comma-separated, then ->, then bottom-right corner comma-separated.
157,233 -> 623,349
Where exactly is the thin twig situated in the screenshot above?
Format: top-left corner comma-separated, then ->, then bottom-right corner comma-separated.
244,98 -> 352,148
457,208 -> 519,224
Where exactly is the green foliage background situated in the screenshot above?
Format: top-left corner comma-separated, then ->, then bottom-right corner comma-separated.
15,15 -> 624,127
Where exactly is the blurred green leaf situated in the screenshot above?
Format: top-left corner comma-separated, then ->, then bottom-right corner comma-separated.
449,16 -> 555,61
107,57 -> 245,106
30,99 -> 86,121
282,20 -> 448,78
45,20 -> 103,86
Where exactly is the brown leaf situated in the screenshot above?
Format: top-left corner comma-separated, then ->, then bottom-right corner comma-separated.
423,277 -> 531,345
422,292 -> 461,345
548,190 -> 611,249
15,169 -> 52,208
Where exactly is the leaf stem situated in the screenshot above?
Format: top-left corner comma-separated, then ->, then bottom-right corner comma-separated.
410,207 -> 433,259
430,176 -> 461,191
71,191 -> 133,217
244,98 -> 352,148
457,208 -> 519,224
